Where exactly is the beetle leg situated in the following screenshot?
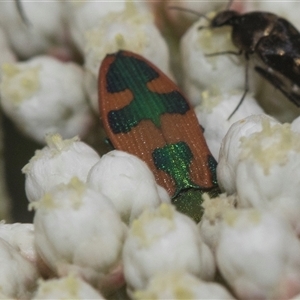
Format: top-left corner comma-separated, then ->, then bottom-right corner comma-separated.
255,66 -> 300,107
205,49 -> 242,57
198,25 -> 210,30
227,56 -> 249,120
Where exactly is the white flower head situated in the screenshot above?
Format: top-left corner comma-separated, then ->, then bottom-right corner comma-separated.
217,208 -> 300,300
0,56 -> 94,143
65,0 -> 149,53
83,2 -> 171,111
0,222 -> 35,264
217,114 -> 279,195
123,203 -> 215,291
22,134 -> 100,202
87,150 -> 170,224
195,90 -> 264,159
0,1 -> 65,58
33,274 -> 105,299
236,119 -> 300,233
198,193 -> 237,253
133,270 -> 235,300
32,177 -> 126,289
165,1 -> 225,36
0,237 -> 38,299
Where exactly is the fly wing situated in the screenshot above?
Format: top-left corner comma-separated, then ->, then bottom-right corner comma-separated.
98,50 -> 218,197
255,65 -> 300,106
256,29 -> 300,86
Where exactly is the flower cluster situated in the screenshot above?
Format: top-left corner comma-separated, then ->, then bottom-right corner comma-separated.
0,1 -> 300,299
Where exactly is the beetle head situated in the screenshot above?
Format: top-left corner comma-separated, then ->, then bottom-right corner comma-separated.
211,10 -> 239,27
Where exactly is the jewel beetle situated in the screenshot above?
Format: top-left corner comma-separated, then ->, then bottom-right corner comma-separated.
98,50 -> 220,223
209,7 -> 300,115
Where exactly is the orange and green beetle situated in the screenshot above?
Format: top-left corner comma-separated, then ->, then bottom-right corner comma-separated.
98,50 -> 220,222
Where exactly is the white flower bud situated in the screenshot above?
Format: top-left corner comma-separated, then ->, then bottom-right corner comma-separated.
65,1 -> 149,53
198,193 -> 237,253
180,13 -> 259,106
217,114 -> 278,195
195,91 -> 264,159
87,150 -> 170,224
0,222 -> 52,286
0,222 -> 35,263
217,209 -> 300,300
236,119 -> 300,234
22,134 -> 100,202
0,1 -> 65,58
32,177 -> 126,290
123,203 -> 215,291
133,270 -> 235,300
0,56 -> 94,143
33,274 -> 105,300
0,237 -> 38,299
165,1 -> 225,36
83,2 -> 172,111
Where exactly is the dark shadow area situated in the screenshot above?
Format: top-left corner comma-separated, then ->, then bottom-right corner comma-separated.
2,114 -> 41,223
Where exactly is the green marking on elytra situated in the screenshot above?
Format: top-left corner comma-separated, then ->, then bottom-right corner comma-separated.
153,142 -> 221,223
152,141 -> 200,196
106,52 -> 189,134
173,186 -> 220,223
173,189 -> 206,223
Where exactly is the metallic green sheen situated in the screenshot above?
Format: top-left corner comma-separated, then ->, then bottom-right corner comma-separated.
152,141 -> 200,195
153,142 -> 220,223
173,186 -> 220,223
106,52 -> 189,134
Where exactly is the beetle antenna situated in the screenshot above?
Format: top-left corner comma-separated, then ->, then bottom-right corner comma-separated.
168,6 -> 211,22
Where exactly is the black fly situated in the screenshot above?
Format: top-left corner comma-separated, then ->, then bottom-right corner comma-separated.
210,9 -> 300,117
170,3 -> 300,118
